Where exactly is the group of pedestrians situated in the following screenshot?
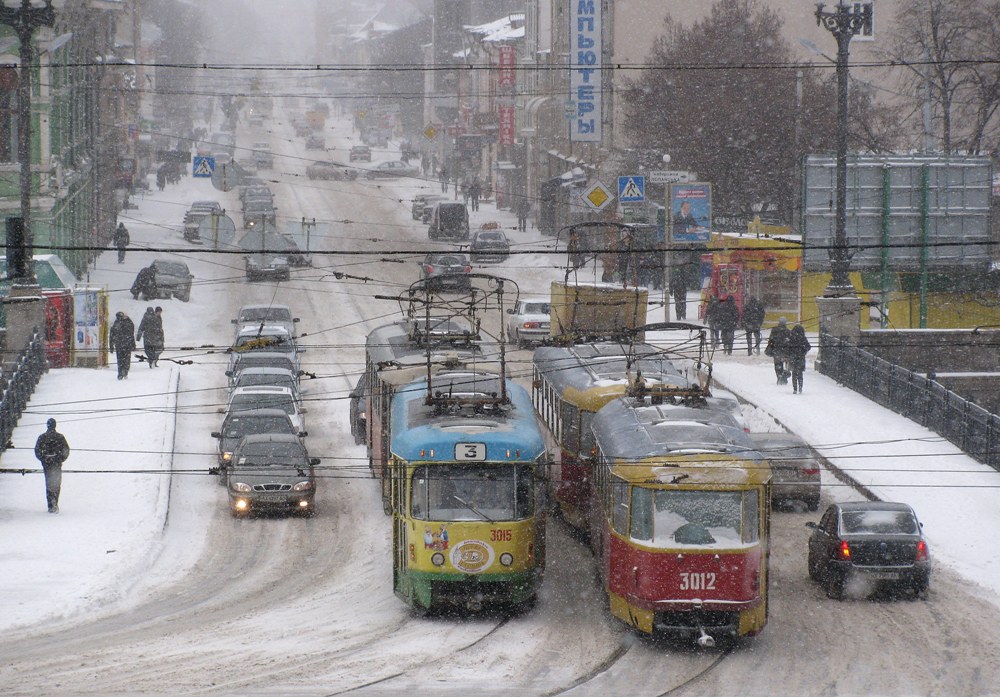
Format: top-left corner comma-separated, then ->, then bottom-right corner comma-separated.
706,295 -> 812,393
109,306 -> 165,379
764,317 -> 812,393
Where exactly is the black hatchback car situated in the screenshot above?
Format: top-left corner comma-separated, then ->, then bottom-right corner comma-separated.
807,501 -> 930,600
469,229 -> 510,263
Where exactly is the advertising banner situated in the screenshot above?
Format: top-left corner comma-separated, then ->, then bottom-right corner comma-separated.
497,45 -> 516,88
73,287 -> 106,366
498,105 -> 515,145
669,183 -> 712,242
570,1 -> 602,142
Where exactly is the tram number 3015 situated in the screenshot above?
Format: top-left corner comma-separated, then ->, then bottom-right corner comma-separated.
679,572 -> 717,591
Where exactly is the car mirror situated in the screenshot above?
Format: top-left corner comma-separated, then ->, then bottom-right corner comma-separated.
300,408 -> 308,414
217,408 -> 225,413
506,309 -> 514,314
231,319 -> 238,324
310,458 -> 321,466
211,431 -> 221,438
805,522 -> 819,529
293,318 -> 300,323
299,431 -> 308,437
225,370 -> 233,377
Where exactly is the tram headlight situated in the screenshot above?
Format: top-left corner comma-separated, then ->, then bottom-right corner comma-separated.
231,482 -> 252,493
499,553 -> 514,567
431,552 -> 446,567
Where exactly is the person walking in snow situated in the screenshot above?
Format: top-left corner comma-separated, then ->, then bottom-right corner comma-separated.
786,323 -> 812,394
34,418 -> 69,514
131,265 -> 157,301
113,222 -> 130,264
765,317 -> 792,384
136,306 -> 164,368
469,178 -> 481,211
109,310 -> 136,380
741,295 -> 765,355
716,295 -> 740,355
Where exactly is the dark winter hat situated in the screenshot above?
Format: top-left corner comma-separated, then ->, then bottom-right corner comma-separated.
46,418 -> 56,428
155,306 -> 162,313
778,317 -> 787,325
116,311 -> 125,319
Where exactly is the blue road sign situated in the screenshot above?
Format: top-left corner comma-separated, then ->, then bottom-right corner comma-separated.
618,175 -> 645,202
193,156 -> 215,178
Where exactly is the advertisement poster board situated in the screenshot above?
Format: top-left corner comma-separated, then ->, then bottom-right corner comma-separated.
73,287 -> 107,367
669,183 -> 712,242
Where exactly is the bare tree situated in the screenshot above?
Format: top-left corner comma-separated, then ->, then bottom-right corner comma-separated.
622,0 -> 897,222
886,0 -> 1000,154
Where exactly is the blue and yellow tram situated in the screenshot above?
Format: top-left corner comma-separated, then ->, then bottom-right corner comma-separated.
588,396 -> 771,644
388,370 -> 548,612
365,318 -> 498,509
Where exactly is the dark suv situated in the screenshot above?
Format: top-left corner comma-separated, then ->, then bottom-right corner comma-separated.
427,202 -> 470,240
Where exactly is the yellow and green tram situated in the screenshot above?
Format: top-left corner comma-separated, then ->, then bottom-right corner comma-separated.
388,370 -> 549,612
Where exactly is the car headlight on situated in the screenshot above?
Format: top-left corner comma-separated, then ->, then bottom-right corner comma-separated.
222,451 -> 232,462
292,480 -> 314,491
230,482 -> 252,492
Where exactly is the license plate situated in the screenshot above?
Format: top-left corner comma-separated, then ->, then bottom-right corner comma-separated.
255,493 -> 290,503
868,572 -> 900,581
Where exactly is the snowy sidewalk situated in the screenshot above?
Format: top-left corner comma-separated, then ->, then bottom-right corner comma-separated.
708,348 -> 1000,603
0,363 -> 179,631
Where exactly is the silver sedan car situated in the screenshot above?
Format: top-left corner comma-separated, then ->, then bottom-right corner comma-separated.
751,432 -> 821,511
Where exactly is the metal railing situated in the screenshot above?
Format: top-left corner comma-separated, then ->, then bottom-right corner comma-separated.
0,328 -> 47,453
818,333 -> 1000,470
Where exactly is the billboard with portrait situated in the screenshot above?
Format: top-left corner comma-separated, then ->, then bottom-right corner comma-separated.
669,183 -> 712,242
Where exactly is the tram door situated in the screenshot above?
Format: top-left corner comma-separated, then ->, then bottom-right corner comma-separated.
391,460 -> 408,598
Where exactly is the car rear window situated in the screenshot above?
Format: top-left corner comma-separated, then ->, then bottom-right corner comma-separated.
154,262 -> 188,275
224,415 -> 293,438
523,303 -> 550,314
841,509 -> 918,535
438,205 -> 467,225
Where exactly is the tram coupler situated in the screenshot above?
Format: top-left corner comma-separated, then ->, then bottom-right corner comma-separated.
696,627 -> 715,648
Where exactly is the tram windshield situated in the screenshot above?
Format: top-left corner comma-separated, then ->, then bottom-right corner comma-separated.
410,464 -> 534,522
628,488 -> 759,548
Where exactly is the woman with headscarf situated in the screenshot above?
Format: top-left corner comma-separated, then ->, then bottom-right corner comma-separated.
136,306 -> 165,367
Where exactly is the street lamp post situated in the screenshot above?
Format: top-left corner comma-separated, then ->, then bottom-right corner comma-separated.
0,0 -> 55,284
815,1 -> 867,296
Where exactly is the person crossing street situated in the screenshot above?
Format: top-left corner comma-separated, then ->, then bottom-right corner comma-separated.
112,222 -> 130,264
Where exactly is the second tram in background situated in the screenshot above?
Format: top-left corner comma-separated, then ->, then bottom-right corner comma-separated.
387,370 -> 549,613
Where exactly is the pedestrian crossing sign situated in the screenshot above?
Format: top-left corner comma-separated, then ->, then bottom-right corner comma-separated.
618,176 -> 645,202
193,156 -> 215,178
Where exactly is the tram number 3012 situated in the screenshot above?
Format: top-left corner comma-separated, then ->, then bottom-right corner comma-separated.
679,572 -> 717,591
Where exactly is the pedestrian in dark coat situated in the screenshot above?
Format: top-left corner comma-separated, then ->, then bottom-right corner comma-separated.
469,178 -> 481,211
156,166 -> 166,191
136,306 -> 164,367
787,324 -> 812,393
438,166 -> 449,193
515,195 -> 530,231
765,317 -> 791,384
705,296 -> 721,348
109,311 -> 137,379
131,265 -> 157,301
113,222 -> 130,264
669,270 -> 688,320
35,418 -> 69,513
741,296 -> 766,355
716,295 -> 740,355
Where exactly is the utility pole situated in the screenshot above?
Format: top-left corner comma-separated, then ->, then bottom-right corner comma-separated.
815,1 -> 868,297
813,1 -> 868,348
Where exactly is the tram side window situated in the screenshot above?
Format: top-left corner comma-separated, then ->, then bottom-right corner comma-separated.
561,401 -> 579,453
611,479 -> 629,535
579,412 -> 595,457
743,490 -> 760,544
629,486 -> 653,541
